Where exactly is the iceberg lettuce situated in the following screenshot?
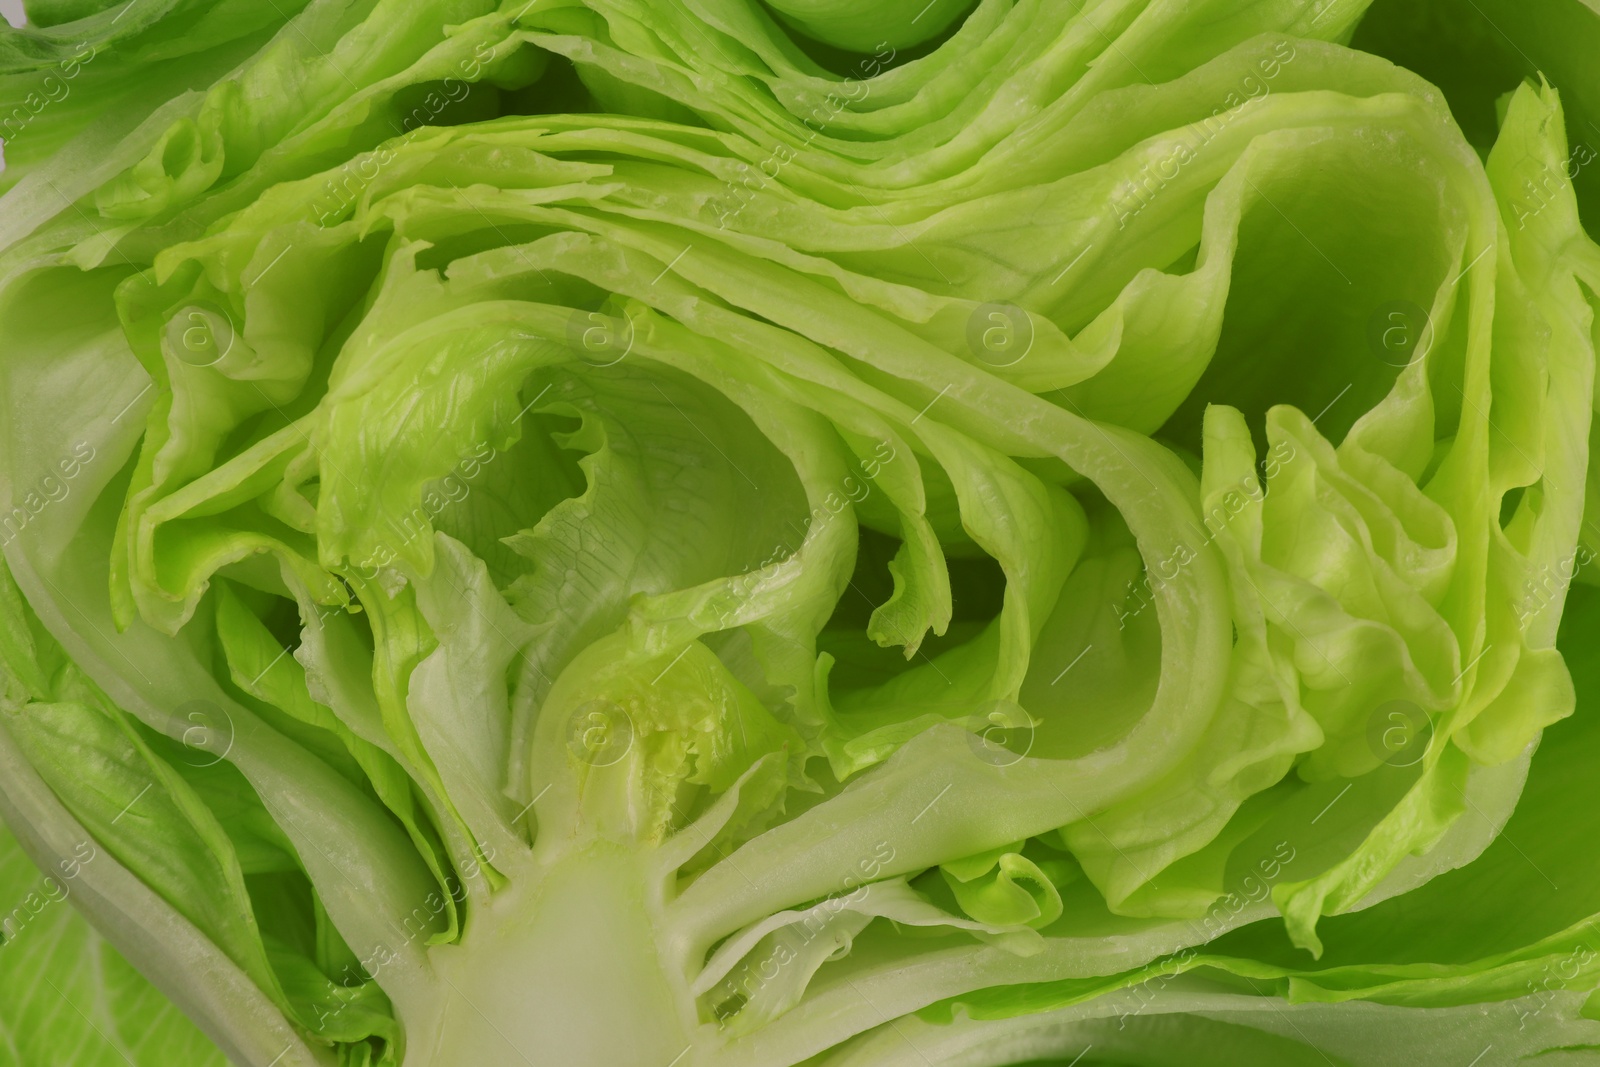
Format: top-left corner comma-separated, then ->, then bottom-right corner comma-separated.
3,0 -> 1600,1064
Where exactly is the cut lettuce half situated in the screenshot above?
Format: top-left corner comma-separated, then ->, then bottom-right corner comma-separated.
2,0 -> 1600,1065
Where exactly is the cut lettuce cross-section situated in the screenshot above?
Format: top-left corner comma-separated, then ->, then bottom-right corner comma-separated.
3,0 -> 1600,1065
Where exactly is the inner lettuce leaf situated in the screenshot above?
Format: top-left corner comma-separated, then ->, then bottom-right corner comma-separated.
1,0 -> 1599,1065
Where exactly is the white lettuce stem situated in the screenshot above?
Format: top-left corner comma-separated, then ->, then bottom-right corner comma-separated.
405,843 -> 698,1067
